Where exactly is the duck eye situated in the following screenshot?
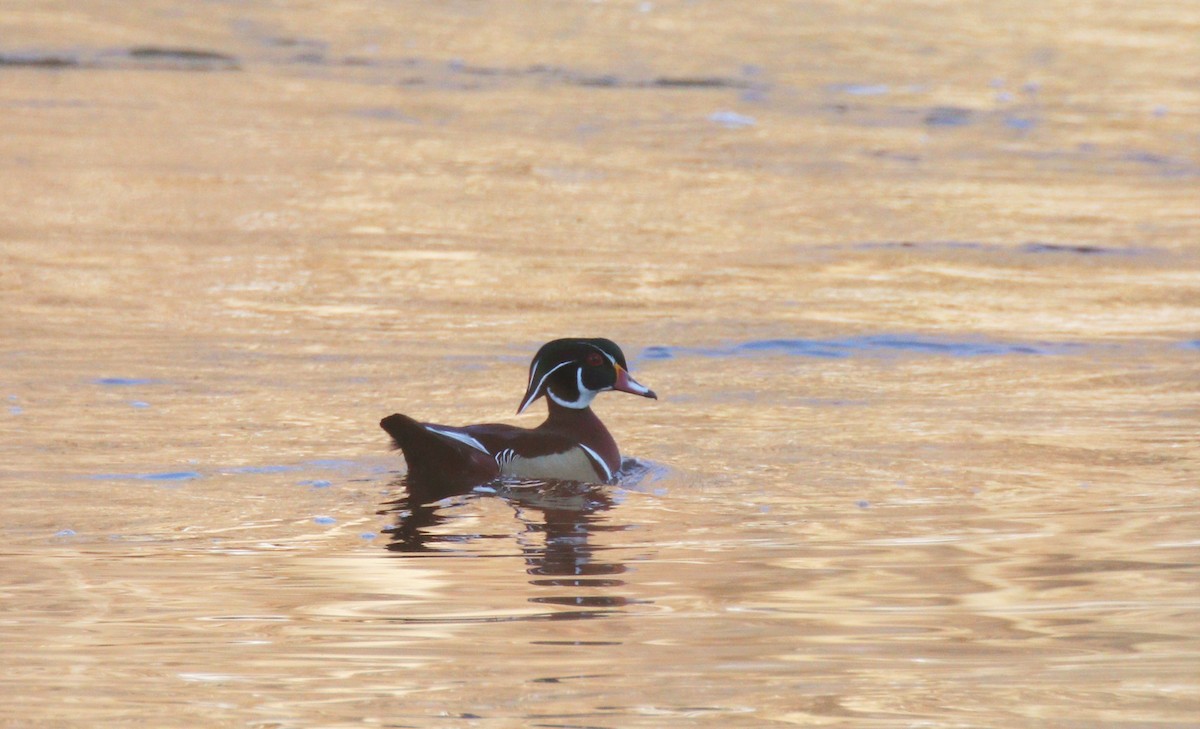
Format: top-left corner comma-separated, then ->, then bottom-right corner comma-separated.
585,352 -> 603,367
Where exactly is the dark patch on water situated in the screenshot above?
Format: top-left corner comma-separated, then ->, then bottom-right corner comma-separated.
648,76 -> 750,89
1121,151 -> 1197,178
924,106 -> 973,127
127,47 -> 240,70
0,47 -> 238,72
433,61 -> 757,92
448,60 -> 518,77
642,336 -> 1092,361
0,52 -> 79,68
641,346 -> 678,360
844,240 -> 1148,257
351,107 -> 422,124
868,149 -> 921,164
1019,242 -> 1128,256
1004,116 -> 1036,131
1125,151 -> 1172,166
3,45 -> 762,98
289,51 -> 325,65
572,74 -> 621,88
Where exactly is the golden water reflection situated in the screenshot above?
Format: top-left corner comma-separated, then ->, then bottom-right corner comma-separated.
2,0 -> 1198,725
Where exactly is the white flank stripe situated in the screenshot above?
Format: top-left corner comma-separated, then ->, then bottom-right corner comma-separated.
426,426 -> 490,454
578,443 -> 613,482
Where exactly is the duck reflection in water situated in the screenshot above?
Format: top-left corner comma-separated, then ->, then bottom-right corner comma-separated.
380,474 -> 636,613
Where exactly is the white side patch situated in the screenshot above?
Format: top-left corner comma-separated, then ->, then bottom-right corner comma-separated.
498,448 -> 603,482
578,443 -> 613,482
426,425 -> 490,454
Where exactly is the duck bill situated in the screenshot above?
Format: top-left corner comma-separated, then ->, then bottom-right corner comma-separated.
613,365 -> 657,400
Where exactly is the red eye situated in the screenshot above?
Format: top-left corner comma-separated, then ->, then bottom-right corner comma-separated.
586,352 -> 603,367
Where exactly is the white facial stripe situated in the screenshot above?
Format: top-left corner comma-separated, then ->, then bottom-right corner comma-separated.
519,359 -> 574,414
583,342 -> 617,366
425,425 -> 489,454
578,443 -> 613,482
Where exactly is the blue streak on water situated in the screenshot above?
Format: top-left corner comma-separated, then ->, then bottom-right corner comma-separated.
313,516 -> 336,525
1019,242 -> 1128,256
828,83 -> 890,96
846,240 -> 1148,257
299,479 -> 333,488
89,471 -> 202,482
351,107 -> 421,124
641,346 -> 677,360
641,336 -> 1094,361
1004,116 -> 1035,131
304,459 -> 361,469
94,377 -> 161,386
227,465 -> 297,474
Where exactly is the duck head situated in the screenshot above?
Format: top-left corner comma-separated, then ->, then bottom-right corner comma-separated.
517,338 -> 657,413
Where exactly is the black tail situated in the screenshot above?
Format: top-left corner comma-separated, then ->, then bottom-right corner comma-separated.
380,413 -> 496,499
380,413 -> 453,476
380,413 -> 423,451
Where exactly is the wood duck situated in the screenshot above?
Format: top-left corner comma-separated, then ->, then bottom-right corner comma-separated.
381,338 -> 657,492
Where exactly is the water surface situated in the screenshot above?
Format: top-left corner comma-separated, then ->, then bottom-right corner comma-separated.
2,1 -> 1198,727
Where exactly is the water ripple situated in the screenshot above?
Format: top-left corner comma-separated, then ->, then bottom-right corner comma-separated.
641,335 -> 1101,361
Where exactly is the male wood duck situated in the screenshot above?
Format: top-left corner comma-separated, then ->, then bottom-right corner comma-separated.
381,338 -> 657,492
